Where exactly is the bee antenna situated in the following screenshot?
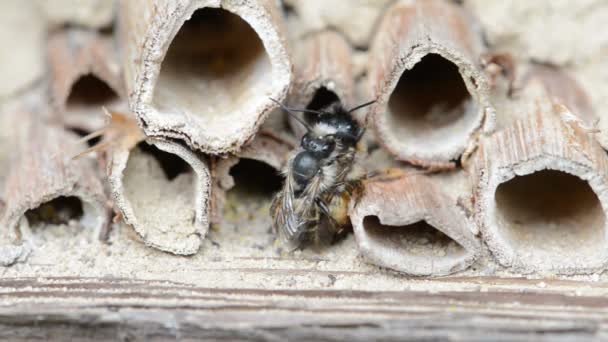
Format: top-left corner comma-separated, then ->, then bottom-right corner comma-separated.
269,98 -> 315,132
348,100 -> 376,114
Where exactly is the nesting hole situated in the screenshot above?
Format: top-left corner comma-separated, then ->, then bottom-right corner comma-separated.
494,170 -> 606,261
303,87 -> 340,124
153,8 -> 272,128
65,74 -> 119,134
123,142 -> 198,247
307,87 -> 340,111
67,74 -> 118,109
387,53 -> 477,152
362,216 -> 466,259
25,196 -> 84,228
138,142 -> 190,180
228,159 -> 282,199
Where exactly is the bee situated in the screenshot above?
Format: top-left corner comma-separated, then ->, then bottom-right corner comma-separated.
270,98 -> 375,249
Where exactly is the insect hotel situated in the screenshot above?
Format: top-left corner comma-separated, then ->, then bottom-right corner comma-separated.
0,0 -> 607,339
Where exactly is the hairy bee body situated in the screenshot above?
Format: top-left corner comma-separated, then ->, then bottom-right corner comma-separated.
270,100 -> 373,249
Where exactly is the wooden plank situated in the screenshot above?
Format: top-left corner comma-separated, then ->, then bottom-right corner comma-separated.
0,277 -> 605,340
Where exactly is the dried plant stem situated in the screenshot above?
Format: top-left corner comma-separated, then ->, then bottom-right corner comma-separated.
118,0 -> 292,154
108,138 -> 211,255
367,0 -> 492,168
473,77 -> 608,274
350,172 -> 480,276
287,30 -> 355,137
47,29 -> 125,133
2,110 -> 109,244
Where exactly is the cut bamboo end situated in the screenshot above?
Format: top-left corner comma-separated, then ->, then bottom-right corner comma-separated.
288,30 -> 355,137
474,80 -> 608,275
368,0 -> 492,167
108,138 -> 211,255
2,111 -> 109,244
211,134 -> 289,226
47,29 -> 125,133
119,0 -> 292,154
350,173 -> 481,276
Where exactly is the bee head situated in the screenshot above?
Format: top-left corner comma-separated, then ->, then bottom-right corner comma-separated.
301,133 -> 335,158
321,113 -> 363,146
292,151 -> 321,186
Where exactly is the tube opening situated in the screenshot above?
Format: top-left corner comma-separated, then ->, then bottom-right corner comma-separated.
494,170 -> 606,262
25,196 -> 84,228
153,8 -> 272,129
228,159 -> 282,199
67,74 -> 118,109
138,142 -> 190,180
65,74 -> 119,133
304,87 -> 340,123
123,143 -> 196,237
387,53 -> 476,152
362,216 -> 466,259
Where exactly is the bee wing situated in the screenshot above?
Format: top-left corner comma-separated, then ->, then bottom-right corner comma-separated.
271,156 -> 328,247
271,162 -> 307,244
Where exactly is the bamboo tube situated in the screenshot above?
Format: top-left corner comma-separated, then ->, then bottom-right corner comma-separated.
287,30 -> 355,138
473,76 -> 608,275
211,134 -> 290,226
350,172 -> 480,276
108,138 -> 211,255
2,110 -> 109,245
367,0 -> 492,168
47,29 -> 125,133
118,0 -> 292,154
521,64 -> 596,128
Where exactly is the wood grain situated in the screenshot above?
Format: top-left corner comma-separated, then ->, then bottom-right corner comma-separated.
0,277 -> 605,341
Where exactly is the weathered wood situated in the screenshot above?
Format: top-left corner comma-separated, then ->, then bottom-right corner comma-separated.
47,29 -> 125,133
1,109 -> 109,257
473,76 -> 608,274
108,138 -> 212,256
0,277 -> 606,341
118,0 -> 292,154
350,171 -> 480,276
287,30 -> 356,138
367,0 -> 493,168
